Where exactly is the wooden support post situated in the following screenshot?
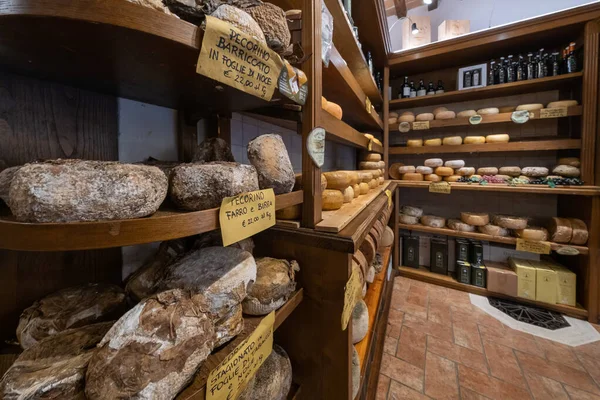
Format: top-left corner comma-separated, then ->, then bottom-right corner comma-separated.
589,196 -> 600,323
383,66 -> 390,179
177,110 -> 198,162
218,112 -> 232,145
582,19 -> 600,184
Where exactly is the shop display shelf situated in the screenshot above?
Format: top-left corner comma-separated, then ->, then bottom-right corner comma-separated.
389,138 -> 581,155
320,110 -> 384,153
393,180 -> 600,196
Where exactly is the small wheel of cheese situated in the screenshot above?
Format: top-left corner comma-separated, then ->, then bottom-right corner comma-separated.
517,175 -> 531,183
407,139 -> 424,147
457,110 -> 477,118
276,204 -> 301,220
362,169 -> 381,179
389,117 -> 398,125
424,158 -> 443,168
486,134 -> 510,143
514,227 -> 549,241
477,167 -> 498,175
325,101 -> 343,119
357,171 -> 374,183
521,167 -> 549,177
416,166 -> 433,174
399,214 -> 420,225
516,103 -> 543,111
360,161 -> 382,171
389,112 -> 399,118
477,107 -> 499,115
548,217 -> 573,243
402,173 -> 424,181
478,224 -> 509,237
359,182 -> 369,195
400,205 -> 423,217
420,215 -> 446,228
547,100 -> 578,109
322,189 -> 344,210
460,212 -> 490,226
499,106 -> 516,113
496,175 -> 511,181
444,175 -> 461,182
424,174 -> 441,182
424,138 -> 442,146
433,107 -> 448,115
389,163 -> 404,180
435,111 -> 456,120
363,153 -> 382,162
368,179 -> 378,188
342,186 -> 354,203
464,136 -> 486,144
443,136 -> 463,146
377,161 -> 385,169
378,176 -> 384,185
323,171 -> 352,189
444,160 -> 465,168
447,219 -> 476,232
456,167 -> 475,176
553,165 -> 580,177
399,114 -> 415,123
435,166 -> 454,176
398,165 -> 416,174
558,157 -> 580,167
568,218 -> 588,245
401,111 -> 414,116
416,113 -> 434,121
499,166 -> 521,177
352,184 -> 360,198
493,215 -> 528,230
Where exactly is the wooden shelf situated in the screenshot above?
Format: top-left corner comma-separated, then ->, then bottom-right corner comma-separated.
0,191 -> 303,251
389,138 -> 581,155
398,266 -> 588,319
390,106 -> 583,132
176,289 -> 304,400
397,223 -> 589,255
320,110 -> 383,153
323,46 -> 383,131
393,180 -> 600,196
323,0 -> 383,105
0,0 -> 284,112
389,73 -> 583,110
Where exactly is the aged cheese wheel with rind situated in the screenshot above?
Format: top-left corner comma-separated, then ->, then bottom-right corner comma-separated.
547,217 -> 573,244
460,212 -> 490,226
493,215 -> 528,230
420,215 -> 446,228
447,219 -> 476,232
400,205 -> 423,217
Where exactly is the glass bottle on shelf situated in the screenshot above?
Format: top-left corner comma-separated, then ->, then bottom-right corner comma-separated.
517,55 -> 525,81
401,76 -> 410,98
536,49 -> 545,78
436,80 -> 445,94
366,51 -> 374,75
498,57 -> 506,84
527,53 -> 536,80
409,81 -> 417,97
464,71 -> 472,88
506,55 -> 515,82
562,47 -> 569,74
417,79 -> 427,96
551,52 -> 560,76
427,81 -> 436,95
567,42 -> 577,73
488,60 -> 496,85
543,53 -> 549,78
472,68 -> 481,86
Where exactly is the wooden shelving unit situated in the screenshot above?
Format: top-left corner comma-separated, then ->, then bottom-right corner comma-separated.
394,180 -> 600,196
320,110 -> 384,153
389,138 -> 581,155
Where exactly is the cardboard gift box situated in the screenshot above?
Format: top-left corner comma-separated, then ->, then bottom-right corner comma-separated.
486,262 -> 518,297
509,257 -> 536,300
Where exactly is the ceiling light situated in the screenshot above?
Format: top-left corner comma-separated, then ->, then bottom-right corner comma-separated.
411,23 -> 419,35
423,0 -> 433,4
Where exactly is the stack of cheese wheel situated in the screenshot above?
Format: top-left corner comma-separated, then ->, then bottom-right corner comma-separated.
398,165 -> 422,181
322,171 -> 356,210
547,100 -> 578,109
389,112 -> 398,125
398,111 -> 415,123
399,205 -> 422,225
433,107 -> 456,120
358,151 -> 386,184
321,96 -> 343,120
546,217 -> 588,245
444,160 -> 465,182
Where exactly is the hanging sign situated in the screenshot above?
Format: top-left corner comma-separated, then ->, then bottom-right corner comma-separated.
197,16 -> 284,100
412,121 -> 430,130
385,189 -> 392,208
516,239 -> 551,255
307,127 -> 326,167
219,189 -> 275,246
342,265 -> 362,330
556,246 -> 580,256
540,108 -> 568,119
429,181 -> 451,194
365,97 -> 372,114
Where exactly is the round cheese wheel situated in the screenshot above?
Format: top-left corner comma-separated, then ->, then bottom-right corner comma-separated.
447,219 -> 476,232
471,175 -> 482,180
433,107 -> 448,115
364,169 -> 382,179
443,136 -> 462,145
353,251 -> 368,281
486,134 -> 510,143
553,165 -> 580,177
499,166 -> 521,177
435,111 -> 456,120
398,165 -> 416,174
364,153 -> 382,162
359,182 -> 369,195
358,171 -> 373,183
352,184 -> 360,198
516,103 -> 543,111
407,139 -> 424,147
401,111 -> 414,116
388,163 -> 404,180
325,101 -> 343,119
360,235 -> 377,265
460,212 -> 490,226
478,224 -> 509,237
477,167 -> 498,175
444,175 -> 461,182
514,227 -> 549,241
399,114 -> 416,123
360,161 -> 381,170
323,171 -> 352,189
420,215 -> 446,228
321,96 -> 328,108
493,215 -> 528,230
342,186 -> 354,203
424,138 -> 442,146
381,226 -> 394,248
477,107 -> 499,115
416,113 -> 434,121
547,217 -> 573,243
368,179 -> 378,189
568,218 -> 588,245
389,112 -> 399,118
499,106 -> 516,113
399,214 -> 420,225
435,166 -> 454,176
378,176 -> 385,185
276,204 -> 301,220
416,166 -> 433,174
322,189 -> 344,210
456,167 -> 475,176
558,157 -> 580,167
547,100 -> 578,109
424,158 -> 444,167
522,167 -> 549,177
424,174 -> 441,182
402,173 -> 423,181
517,175 -> 531,183
496,174 -> 511,181
377,161 -> 385,169
457,110 -> 477,118
444,160 -> 465,168
293,173 -> 328,191
464,136 -> 486,144
400,205 -> 423,217
389,117 -> 398,125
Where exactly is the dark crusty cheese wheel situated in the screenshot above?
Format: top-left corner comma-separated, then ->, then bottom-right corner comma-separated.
360,235 -> 377,265
353,250 -> 369,280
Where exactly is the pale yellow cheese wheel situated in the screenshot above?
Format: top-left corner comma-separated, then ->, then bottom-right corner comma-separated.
424,138 -> 442,146
424,174 -> 442,182
401,111 -> 415,116
498,106 -> 516,113
514,227 -> 549,241
358,171 -> 374,183
389,112 -> 399,118
416,113 -> 434,121
477,107 -> 499,115
399,114 -> 415,123
342,186 -> 354,203
388,117 -> 398,125
365,169 -> 382,178
516,103 -> 543,111
352,184 -> 360,198
435,110 -> 456,120
499,166 -> 521,177
444,175 -> 461,182
457,110 -> 477,118
547,100 -> 578,108
433,107 -> 448,115
477,167 -> 498,175
486,134 -> 510,143
435,166 -> 454,176
407,139 -> 424,147
322,189 -> 344,210
378,176 -> 384,185
456,167 -> 475,176
460,212 -> 490,226
324,101 -> 343,119
558,157 -> 581,167
367,179 -> 377,189
359,182 -> 370,195
464,136 -> 486,144
276,204 -> 301,220
442,136 -> 463,145
364,153 -> 381,162
402,173 -> 424,181
337,170 -> 360,185
293,173 -> 328,191
323,171 -> 352,189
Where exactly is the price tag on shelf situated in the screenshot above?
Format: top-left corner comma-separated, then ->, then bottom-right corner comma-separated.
385,189 -> 392,208
516,239 -> 551,255
469,115 -> 483,125
342,265 -> 362,330
206,311 -> 274,400
307,127 -> 325,167
511,110 -> 531,124
412,121 -> 430,130
365,97 -> 372,114
219,189 -> 275,246
429,181 -> 451,194
540,107 -> 568,119
556,246 -> 580,256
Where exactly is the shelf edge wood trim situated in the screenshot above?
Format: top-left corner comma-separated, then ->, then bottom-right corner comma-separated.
321,111 -> 383,153
393,181 -> 600,196
389,139 -> 581,155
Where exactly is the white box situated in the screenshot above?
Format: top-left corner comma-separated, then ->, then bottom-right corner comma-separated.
438,20 -> 470,41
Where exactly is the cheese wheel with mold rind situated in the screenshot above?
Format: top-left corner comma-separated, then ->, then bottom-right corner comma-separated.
237,344 -> 292,400
447,219 -> 476,232
388,163 -> 404,180
407,139 -> 424,147
478,224 -> 510,237
342,186 -> 354,203
322,189 -> 344,210
360,235 -> 377,265
400,205 -> 423,217
416,113 -> 434,121
547,100 -> 578,108
445,160 -> 465,168
499,166 -> 521,177
516,103 -> 543,111
457,110 -> 477,118
242,257 -> 297,316
477,107 -> 499,115
464,136 -> 486,144
522,167 -> 549,177
558,157 -> 580,167
424,174 -> 442,182
493,215 -> 528,230
443,136 -> 462,145
435,111 -> 456,120
399,114 -> 415,123
461,212 -> 490,226
359,182 -> 369,195
364,153 -> 382,162
435,166 -> 454,176
416,166 -> 433,174
433,107 -> 448,115
486,134 -> 510,143
358,171 -> 374,183
425,158 -> 444,168
547,217 -> 572,243
420,215 -> 446,228
381,226 -> 394,248
398,165 -> 416,174
388,117 -> 398,124
514,227 -> 549,241
402,173 -> 423,181
568,218 -> 588,245
553,165 -> 580,177
456,167 -> 475,176
352,300 -> 369,344
499,106 -> 516,113
359,161 -> 381,170
444,175 -> 461,182
352,347 -> 361,399
368,179 -> 378,188
477,167 -> 498,175
399,214 -> 420,225
424,138 -> 442,146
323,171 -> 352,189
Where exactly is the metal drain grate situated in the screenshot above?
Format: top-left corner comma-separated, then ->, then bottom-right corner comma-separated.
488,298 -> 570,330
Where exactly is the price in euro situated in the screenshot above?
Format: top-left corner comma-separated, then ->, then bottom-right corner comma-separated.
219,189 -> 276,246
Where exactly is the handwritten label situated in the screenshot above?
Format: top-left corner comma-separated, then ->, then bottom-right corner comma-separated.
207,311 -> 275,400
429,181 -> 451,194
516,239 -> 551,255
197,16 -> 283,100
385,189 -> 392,208
412,121 -> 430,130
556,246 -> 580,256
511,110 -> 531,124
219,189 -> 275,246
469,115 -> 483,125
342,265 -> 362,330
365,97 -> 372,114
307,127 -> 326,167
398,121 -> 411,133
540,107 -> 568,119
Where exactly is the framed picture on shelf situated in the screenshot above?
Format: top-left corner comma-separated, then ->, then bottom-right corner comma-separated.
458,63 -> 487,90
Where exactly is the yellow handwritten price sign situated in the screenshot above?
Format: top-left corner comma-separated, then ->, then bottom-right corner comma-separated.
516,239 -> 551,255
207,311 -> 275,400
429,181 -> 451,194
365,97 -> 372,114
342,265 -> 362,330
540,107 -> 568,119
368,139 -> 373,151
197,16 -> 284,100
219,189 -> 275,246
385,189 -> 392,208
412,121 -> 430,130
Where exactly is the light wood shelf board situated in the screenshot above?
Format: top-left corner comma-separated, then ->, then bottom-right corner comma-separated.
320,110 -> 384,153
393,180 -> 600,196
389,138 -> 581,155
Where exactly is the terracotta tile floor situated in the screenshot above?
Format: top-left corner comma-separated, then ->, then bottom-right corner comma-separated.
375,276 -> 600,400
